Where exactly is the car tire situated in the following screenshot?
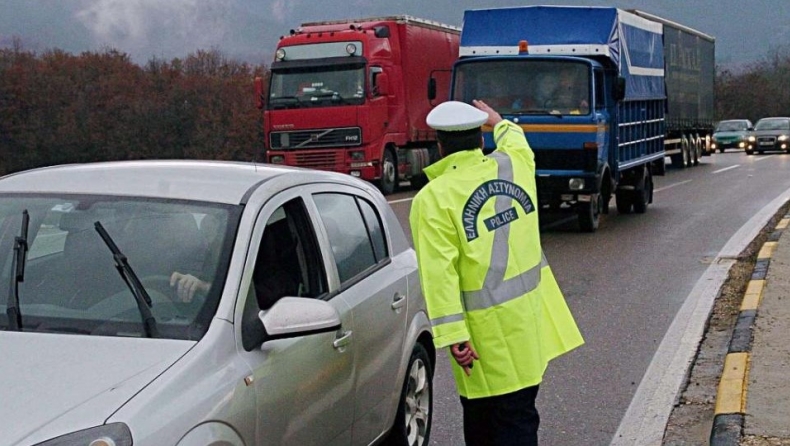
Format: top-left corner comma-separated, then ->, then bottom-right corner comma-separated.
387,343 -> 433,446
719,148 -> 725,153
745,149 -> 753,155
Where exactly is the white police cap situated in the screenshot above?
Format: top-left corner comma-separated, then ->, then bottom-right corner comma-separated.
426,101 -> 488,131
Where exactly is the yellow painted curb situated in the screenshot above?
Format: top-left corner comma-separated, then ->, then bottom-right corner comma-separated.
757,241 -> 778,259
715,352 -> 750,415
776,218 -> 790,230
741,280 -> 766,311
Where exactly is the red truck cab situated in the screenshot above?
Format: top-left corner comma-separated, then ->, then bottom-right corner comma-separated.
256,16 -> 459,194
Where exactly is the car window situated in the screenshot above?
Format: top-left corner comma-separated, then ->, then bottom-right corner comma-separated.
716,121 -> 748,132
357,197 -> 388,262
313,193 -> 379,284
755,119 -> 790,131
0,195 -> 238,340
250,198 -> 326,311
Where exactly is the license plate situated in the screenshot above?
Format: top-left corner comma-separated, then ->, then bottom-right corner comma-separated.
760,141 -> 773,145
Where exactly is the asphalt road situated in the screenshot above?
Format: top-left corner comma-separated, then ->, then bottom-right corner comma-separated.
385,151 -> 790,446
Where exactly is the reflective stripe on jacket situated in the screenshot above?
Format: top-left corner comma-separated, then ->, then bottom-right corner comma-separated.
410,119 -> 584,399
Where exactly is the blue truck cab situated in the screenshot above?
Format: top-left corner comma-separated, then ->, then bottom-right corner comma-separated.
451,6 -> 674,232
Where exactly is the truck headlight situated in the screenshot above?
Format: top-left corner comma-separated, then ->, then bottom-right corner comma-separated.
569,178 -> 585,190
270,155 -> 285,164
35,423 -> 133,446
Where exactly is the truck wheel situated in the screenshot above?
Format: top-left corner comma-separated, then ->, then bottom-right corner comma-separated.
379,149 -> 398,195
387,343 -> 433,446
578,195 -> 601,232
632,168 -> 652,214
615,191 -> 632,214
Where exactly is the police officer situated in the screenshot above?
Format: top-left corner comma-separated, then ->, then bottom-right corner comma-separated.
409,100 -> 584,445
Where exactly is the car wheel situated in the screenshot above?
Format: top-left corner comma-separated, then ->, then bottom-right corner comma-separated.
745,149 -> 753,155
388,343 -> 433,446
719,148 -> 725,153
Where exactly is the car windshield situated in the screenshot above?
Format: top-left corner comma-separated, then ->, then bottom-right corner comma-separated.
716,121 -> 748,132
755,119 -> 790,131
0,194 -> 239,340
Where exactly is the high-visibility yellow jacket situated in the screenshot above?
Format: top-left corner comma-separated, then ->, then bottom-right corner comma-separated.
410,119 -> 584,399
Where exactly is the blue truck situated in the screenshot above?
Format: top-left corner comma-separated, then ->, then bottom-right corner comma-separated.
450,6 -> 715,231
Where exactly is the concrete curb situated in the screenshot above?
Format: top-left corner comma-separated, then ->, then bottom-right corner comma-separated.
709,216 -> 790,445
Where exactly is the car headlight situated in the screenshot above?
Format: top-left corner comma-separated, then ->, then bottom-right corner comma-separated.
779,135 -> 788,141
34,423 -> 133,446
748,135 -> 756,142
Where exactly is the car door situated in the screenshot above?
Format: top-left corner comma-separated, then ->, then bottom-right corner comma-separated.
236,189 -> 355,446
310,187 -> 408,444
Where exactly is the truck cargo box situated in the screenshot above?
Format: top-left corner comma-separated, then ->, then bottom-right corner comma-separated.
459,6 -> 666,101
630,10 -> 715,131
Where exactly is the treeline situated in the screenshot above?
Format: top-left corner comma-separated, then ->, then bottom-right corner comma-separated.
0,45 -> 268,176
2,44 -> 790,176
716,46 -> 790,123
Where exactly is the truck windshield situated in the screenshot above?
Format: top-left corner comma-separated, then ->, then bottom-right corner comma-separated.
268,65 -> 366,109
453,60 -> 591,116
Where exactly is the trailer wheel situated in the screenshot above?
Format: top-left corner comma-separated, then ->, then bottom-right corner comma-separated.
632,168 -> 652,214
379,148 -> 398,195
578,194 -> 601,232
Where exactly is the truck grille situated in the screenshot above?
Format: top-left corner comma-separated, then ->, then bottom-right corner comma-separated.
294,151 -> 339,169
270,127 -> 362,149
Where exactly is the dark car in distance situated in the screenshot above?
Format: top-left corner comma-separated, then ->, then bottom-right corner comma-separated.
712,119 -> 754,153
749,117 -> 790,154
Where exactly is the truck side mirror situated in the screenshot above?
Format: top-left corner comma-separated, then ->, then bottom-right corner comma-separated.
254,76 -> 265,109
614,76 -> 626,102
427,78 -> 437,101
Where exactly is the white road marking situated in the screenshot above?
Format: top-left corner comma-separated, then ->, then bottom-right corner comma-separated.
653,180 -> 692,193
387,197 -> 414,205
712,165 -> 741,174
611,185 -> 790,446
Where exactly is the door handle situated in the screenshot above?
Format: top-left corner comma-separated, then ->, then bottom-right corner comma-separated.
333,330 -> 353,349
391,292 -> 406,310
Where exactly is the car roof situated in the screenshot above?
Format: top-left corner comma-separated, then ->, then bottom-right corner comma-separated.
0,160 -> 363,204
756,117 -> 790,121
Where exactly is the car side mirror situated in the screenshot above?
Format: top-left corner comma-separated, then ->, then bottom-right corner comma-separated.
748,127 -> 754,131
260,297 -> 341,342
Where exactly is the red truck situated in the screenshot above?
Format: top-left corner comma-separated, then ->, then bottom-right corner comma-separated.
255,15 -> 460,194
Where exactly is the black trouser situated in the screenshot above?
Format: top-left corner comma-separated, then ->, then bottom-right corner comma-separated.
460,385 -> 540,446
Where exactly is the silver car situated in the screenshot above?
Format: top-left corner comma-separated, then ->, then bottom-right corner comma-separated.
0,160 -> 434,446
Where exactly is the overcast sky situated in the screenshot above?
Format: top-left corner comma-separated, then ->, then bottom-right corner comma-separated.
1,0 -> 787,68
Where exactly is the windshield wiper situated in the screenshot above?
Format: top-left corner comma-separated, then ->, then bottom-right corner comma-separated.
94,221 -> 158,338
5,210 -> 29,331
